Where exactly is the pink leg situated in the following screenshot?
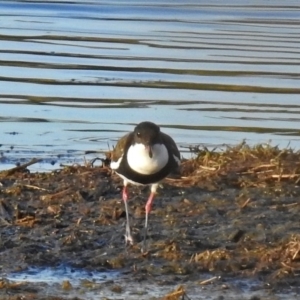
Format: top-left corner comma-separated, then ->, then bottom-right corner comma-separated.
142,191 -> 155,252
122,186 -> 128,202
122,186 -> 133,245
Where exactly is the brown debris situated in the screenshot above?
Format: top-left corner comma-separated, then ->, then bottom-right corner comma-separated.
175,142 -> 300,188
0,142 -> 300,298
162,285 -> 190,300
0,158 -> 42,177
40,188 -> 73,204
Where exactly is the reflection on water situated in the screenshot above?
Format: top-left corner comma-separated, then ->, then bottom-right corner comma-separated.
0,0 -> 300,170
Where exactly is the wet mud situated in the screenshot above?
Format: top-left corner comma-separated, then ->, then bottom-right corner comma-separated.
0,143 -> 300,299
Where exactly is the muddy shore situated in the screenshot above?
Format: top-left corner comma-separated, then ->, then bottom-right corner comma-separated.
0,143 -> 300,299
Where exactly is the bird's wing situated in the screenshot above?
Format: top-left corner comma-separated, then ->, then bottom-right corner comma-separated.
160,132 -> 181,161
111,132 -> 132,162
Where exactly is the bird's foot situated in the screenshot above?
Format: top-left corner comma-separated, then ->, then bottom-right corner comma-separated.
141,240 -> 148,254
124,233 -> 134,246
124,224 -> 134,246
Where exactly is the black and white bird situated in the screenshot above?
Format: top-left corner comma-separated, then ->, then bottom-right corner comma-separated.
110,121 -> 180,251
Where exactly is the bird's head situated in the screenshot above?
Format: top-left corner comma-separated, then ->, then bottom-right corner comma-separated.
133,122 -> 161,158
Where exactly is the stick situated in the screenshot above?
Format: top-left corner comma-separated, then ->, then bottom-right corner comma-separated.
21,184 -> 49,192
271,174 -> 300,179
40,188 -> 72,202
241,198 -> 251,209
0,158 -> 42,177
199,276 -> 219,285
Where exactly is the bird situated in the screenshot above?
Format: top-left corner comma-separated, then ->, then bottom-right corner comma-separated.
110,121 -> 180,252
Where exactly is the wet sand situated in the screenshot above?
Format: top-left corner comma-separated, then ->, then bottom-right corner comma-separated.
0,143 -> 300,299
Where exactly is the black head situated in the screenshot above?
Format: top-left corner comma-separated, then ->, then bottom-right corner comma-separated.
133,121 -> 161,157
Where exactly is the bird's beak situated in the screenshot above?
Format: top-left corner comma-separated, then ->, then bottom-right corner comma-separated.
145,145 -> 153,158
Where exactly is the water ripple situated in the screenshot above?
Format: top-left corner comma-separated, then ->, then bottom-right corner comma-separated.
0,0 -> 300,169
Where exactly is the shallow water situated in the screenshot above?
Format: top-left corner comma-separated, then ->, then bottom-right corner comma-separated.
0,0 -> 300,171
7,266 -> 119,285
6,266 -> 300,300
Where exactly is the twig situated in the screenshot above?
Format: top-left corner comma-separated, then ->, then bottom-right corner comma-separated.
165,177 -> 184,181
250,164 -> 276,171
199,276 -> 219,285
15,215 -> 35,225
270,202 -> 299,209
240,169 -> 273,175
21,184 -> 49,192
0,158 -> 42,177
292,248 -> 300,260
162,285 -> 190,300
240,198 -> 251,209
271,174 -> 300,179
40,188 -> 72,202
169,175 -> 202,181
199,165 -> 217,171
281,262 -> 296,271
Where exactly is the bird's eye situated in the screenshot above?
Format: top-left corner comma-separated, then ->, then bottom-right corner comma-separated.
137,132 -> 141,137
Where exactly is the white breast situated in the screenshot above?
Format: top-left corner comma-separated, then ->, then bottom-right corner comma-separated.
127,143 -> 168,175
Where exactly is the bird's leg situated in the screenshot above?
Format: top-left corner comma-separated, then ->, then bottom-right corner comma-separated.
122,186 -> 133,245
142,184 -> 158,252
